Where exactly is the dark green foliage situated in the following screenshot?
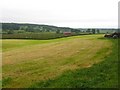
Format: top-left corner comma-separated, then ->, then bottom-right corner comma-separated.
30,39 -> 118,88
97,29 -> 100,34
17,30 -> 25,33
86,29 -> 91,33
2,32 -> 89,40
92,29 -> 96,34
2,23 -> 79,33
2,33 -> 64,40
2,77 -> 12,87
56,30 -> 60,34
2,23 -> 84,39
7,30 -> 14,34
2,23 -> 20,30
2,23 -> 90,39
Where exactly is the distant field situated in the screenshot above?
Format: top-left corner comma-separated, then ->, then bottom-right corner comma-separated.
2,34 -> 118,88
2,32 -> 64,40
2,32 -> 89,40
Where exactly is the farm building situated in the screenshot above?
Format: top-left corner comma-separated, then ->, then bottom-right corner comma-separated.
63,32 -> 72,36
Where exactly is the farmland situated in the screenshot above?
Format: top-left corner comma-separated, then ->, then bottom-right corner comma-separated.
2,34 -> 118,88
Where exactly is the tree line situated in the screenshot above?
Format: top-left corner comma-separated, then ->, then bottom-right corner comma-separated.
1,23 -> 81,34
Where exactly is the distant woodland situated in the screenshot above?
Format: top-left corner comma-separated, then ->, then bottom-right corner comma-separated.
1,23 -> 117,39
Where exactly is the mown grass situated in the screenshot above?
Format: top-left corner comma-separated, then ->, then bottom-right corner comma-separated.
2,36 -> 72,52
2,34 -> 99,52
2,34 -> 117,88
30,39 -> 119,88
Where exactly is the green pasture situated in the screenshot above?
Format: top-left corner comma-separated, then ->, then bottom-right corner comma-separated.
2,34 -> 118,88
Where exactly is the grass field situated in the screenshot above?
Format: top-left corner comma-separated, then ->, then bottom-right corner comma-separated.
2,32 -> 64,40
2,34 -> 118,88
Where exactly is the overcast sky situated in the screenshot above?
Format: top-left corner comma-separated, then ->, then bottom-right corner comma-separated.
0,0 -> 119,28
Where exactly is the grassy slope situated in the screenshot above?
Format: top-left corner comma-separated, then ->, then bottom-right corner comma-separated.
2,34 -> 105,51
30,39 -> 119,88
2,34 -> 117,88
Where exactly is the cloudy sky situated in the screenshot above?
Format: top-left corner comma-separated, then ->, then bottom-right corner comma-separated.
0,0 -> 119,28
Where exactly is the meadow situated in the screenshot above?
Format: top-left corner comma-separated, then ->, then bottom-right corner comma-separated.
2,34 -> 118,88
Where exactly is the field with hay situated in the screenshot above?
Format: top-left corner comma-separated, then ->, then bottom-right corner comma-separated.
2,34 -> 118,88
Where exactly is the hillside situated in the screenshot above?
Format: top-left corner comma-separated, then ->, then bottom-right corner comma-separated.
1,23 -> 85,39
1,23 -> 80,33
1,23 -> 117,40
1,23 -> 117,34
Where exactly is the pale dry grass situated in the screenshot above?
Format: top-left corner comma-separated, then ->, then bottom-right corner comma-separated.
2,35 -> 112,88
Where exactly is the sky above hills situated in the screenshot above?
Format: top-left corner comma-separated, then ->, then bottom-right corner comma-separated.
0,0 -> 119,28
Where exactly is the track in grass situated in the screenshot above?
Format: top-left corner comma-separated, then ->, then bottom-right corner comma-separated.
2,34 -> 113,88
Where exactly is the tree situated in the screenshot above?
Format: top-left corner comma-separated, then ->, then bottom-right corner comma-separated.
92,29 -> 96,34
8,30 -> 14,34
56,30 -> 60,34
97,29 -> 100,33
46,29 -> 50,32
86,29 -> 91,33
